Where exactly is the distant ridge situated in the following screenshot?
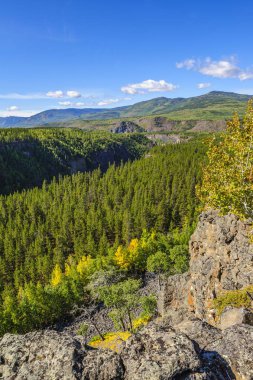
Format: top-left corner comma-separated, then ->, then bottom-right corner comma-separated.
0,91 -> 251,127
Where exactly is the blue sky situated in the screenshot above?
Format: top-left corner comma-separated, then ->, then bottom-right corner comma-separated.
1,0 -> 253,117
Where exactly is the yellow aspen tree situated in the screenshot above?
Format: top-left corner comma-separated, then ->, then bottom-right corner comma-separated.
51,264 -> 63,286
114,245 -> 129,269
197,100 -> 253,219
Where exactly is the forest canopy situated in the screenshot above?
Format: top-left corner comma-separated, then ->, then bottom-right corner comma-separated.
0,128 -> 150,194
0,137 -> 206,334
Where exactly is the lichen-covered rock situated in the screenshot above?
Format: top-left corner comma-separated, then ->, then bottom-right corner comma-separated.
209,324 -> 253,380
82,350 -> 124,380
1,321 -> 252,380
189,210 -> 253,324
120,323 -> 201,380
159,211 -> 253,327
157,273 -> 190,321
174,318 -> 253,380
0,331 -> 84,379
175,317 -> 222,349
219,307 -> 253,330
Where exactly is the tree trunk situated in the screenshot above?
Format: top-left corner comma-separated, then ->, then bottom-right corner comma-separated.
158,272 -> 161,291
127,309 -> 133,331
92,321 -> 105,341
120,316 -> 126,331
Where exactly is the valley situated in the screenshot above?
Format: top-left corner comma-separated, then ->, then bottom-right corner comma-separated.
0,96 -> 252,380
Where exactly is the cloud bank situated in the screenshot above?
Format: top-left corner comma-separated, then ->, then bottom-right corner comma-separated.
121,79 -> 178,94
197,82 -> 211,89
177,57 -> 253,80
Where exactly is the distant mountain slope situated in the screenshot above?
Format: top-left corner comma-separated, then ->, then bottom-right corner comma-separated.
0,91 -> 252,127
0,116 -> 26,127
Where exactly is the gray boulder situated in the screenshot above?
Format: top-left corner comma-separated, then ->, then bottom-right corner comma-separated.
82,350 -> 124,380
209,324 -> 253,380
120,323 -> 201,380
0,331 -> 84,379
219,307 -> 253,330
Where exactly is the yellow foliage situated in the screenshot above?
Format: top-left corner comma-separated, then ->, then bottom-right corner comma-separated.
89,331 -> 131,352
132,315 -> 150,330
128,238 -> 139,252
114,245 -> 129,269
76,255 -> 93,276
51,264 -> 63,287
197,101 -> 253,219
114,233 -> 158,270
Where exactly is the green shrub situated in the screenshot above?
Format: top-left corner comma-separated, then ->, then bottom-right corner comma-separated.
213,285 -> 253,316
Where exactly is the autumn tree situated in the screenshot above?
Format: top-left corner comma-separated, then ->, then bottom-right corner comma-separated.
197,101 -> 253,219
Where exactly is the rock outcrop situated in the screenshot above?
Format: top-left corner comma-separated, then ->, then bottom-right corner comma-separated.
157,273 -> 190,322
1,321 -> 246,380
134,117 -> 227,133
159,210 -> 253,325
0,331 -> 84,379
111,121 -> 145,134
189,210 -> 253,324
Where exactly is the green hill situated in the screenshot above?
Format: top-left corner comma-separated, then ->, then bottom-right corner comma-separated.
0,91 -> 252,128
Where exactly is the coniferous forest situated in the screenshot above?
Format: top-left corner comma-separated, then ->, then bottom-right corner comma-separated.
0,128 -> 150,195
0,129 -> 207,334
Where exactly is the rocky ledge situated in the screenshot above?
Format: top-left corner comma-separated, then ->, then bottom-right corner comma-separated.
0,319 -> 252,379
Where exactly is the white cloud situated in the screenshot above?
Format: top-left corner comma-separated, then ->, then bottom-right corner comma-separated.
121,79 -> 178,95
0,90 -> 95,101
66,90 -> 81,98
199,59 -> 240,78
97,98 -> 120,106
0,109 -> 41,117
58,101 -> 72,106
238,72 -> 253,80
58,101 -> 92,108
47,90 -> 83,99
7,105 -> 19,111
197,82 -> 211,89
46,90 -> 64,98
57,98 -> 132,108
75,102 -> 87,107
177,57 -> 253,81
176,59 -> 196,69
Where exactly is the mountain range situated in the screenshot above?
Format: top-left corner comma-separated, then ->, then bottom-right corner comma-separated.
0,91 -> 252,128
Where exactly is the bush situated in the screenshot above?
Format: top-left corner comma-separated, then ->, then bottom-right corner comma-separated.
213,285 -> 253,316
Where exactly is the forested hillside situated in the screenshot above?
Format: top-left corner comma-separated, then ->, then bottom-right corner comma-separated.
0,91 -> 251,127
0,128 -> 150,194
0,139 -> 206,334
